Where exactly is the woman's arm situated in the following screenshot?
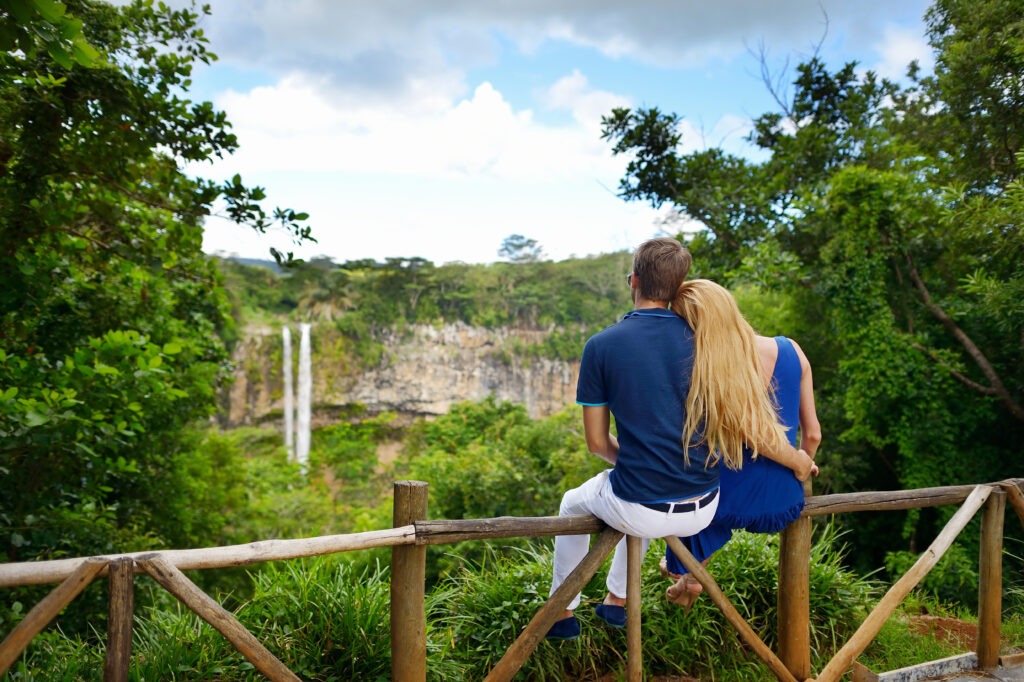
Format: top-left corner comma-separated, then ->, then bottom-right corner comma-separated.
791,339 -> 822,458
750,335 -> 817,480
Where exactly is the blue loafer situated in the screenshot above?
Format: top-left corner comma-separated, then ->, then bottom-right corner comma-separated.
545,615 -> 580,641
594,603 -> 626,628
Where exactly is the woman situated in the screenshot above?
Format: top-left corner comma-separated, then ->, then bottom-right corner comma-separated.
662,278 -> 822,609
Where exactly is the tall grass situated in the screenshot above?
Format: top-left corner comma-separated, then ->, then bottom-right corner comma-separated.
429,522 -> 878,681
128,557 -> 409,681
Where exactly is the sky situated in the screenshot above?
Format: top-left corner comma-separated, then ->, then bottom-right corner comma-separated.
187,0 -> 935,266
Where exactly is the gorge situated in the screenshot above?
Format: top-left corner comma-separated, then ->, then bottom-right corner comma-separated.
222,321 -> 582,430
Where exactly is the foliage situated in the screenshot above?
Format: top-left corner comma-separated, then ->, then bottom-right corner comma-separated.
498,233 -> 545,263
217,250 -> 631,332
310,410 -> 397,513
0,0 -> 312,609
399,398 -> 597,522
3,0 -> 1022,676
884,544 -> 979,607
428,523 -> 876,681
0,0 -> 99,68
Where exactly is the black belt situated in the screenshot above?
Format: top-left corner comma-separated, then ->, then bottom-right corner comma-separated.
641,487 -> 719,513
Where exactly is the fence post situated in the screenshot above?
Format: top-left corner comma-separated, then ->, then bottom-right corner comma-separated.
391,480 -> 428,682
778,480 -> 812,680
977,488 -> 1005,671
626,535 -> 642,682
104,557 -> 135,682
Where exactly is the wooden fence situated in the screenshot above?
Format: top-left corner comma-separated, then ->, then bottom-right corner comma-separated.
1,478 -> 1022,681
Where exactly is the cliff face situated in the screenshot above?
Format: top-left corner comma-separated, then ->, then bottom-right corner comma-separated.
223,322 -> 581,427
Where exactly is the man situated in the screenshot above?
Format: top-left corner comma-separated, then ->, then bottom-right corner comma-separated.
545,238 -> 813,640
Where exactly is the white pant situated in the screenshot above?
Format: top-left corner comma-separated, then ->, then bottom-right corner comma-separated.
549,469 -> 719,610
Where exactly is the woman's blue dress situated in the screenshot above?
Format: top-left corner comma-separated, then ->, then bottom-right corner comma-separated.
664,336 -> 805,575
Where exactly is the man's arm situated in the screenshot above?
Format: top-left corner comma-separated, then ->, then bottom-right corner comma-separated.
756,442 -> 817,481
765,444 -> 819,481
582,405 -> 619,465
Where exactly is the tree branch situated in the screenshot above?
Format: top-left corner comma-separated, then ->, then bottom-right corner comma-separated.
911,342 -> 999,395
905,253 -> 1024,420
49,225 -> 212,284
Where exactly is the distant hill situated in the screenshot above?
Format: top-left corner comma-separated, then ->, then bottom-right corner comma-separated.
213,254 -> 285,273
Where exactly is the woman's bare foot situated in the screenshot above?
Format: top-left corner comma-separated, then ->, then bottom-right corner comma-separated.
658,556 -> 682,581
666,573 -> 703,611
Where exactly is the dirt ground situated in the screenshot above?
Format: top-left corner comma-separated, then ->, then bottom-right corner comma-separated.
908,615 -> 979,651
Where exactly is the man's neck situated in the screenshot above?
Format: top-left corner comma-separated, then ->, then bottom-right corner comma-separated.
634,298 -> 669,310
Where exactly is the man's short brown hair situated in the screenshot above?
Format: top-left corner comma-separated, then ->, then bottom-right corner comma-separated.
632,237 -> 692,303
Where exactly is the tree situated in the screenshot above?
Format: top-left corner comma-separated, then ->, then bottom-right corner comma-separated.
0,0 -> 313,567
921,0 -> 1024,187
498,233 -> 544,263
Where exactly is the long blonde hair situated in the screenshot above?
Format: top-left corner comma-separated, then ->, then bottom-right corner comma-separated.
673,279 -> 788,470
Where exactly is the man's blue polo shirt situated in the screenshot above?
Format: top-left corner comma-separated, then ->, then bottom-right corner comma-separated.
576,307 -> 718,503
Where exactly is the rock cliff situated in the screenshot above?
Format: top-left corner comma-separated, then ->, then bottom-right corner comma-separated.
223,322 -> 581,427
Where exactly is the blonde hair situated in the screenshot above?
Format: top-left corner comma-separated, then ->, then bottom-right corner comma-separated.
673,279 -> 788,470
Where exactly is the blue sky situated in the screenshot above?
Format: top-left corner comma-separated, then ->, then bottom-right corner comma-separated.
187,0 -> 934,265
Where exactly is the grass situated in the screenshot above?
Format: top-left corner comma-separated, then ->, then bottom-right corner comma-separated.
426,523 -> 879,681
853,559 -> 1024,676
858,609 -> 975,675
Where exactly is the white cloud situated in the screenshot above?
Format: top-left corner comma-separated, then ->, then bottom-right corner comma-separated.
540,70 -> 631,132
187,0 -> 933,265
197,68 -> 673,264
872,25 -> 934,81
205,70 -> 636,184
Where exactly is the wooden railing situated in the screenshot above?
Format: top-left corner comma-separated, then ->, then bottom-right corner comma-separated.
1,478 -> 1022,681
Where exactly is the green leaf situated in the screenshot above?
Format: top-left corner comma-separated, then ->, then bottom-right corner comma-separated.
6,0 -> 35,23
48,43 -> 74,69
0,23 -> 17,52
57,15 -> 81,39
32,0 -> 68,23
162,342 -> 182,355
24,411 -> 50,427
71,35 -> 100,66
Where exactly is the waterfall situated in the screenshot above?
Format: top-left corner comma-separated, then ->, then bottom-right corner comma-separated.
296,322 -> 312,473
282,326 -> 295,460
